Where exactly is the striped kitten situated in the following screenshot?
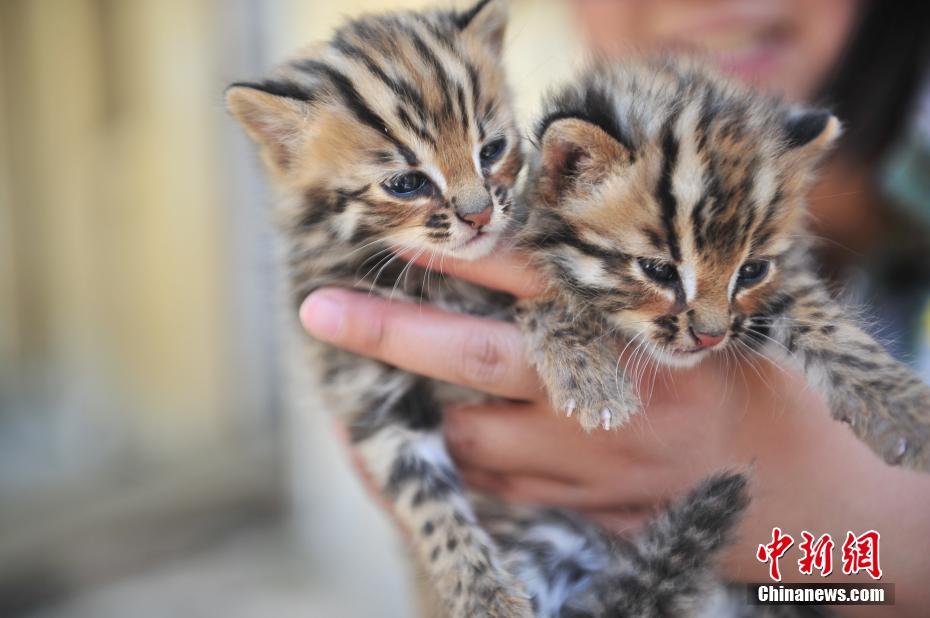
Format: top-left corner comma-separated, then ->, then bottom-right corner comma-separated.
227,2 -> 753,616
519,58 -> 930,472
228,2 -> 530,615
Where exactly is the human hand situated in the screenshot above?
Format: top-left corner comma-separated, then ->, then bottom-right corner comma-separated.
302,250 -> 930,616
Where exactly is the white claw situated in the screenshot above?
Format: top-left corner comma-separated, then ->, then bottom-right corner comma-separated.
895,436 -> 908,458
565,399 -> 576,417
600,408 -> 611,430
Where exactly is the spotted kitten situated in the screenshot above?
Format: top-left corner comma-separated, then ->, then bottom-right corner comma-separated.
227,2 -> 531,615
519,57 -> 930,472
226,2 -> 755,616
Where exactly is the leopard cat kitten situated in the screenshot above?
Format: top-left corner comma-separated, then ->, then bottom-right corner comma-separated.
518,57 -> 930,472
227,2 -> 755,616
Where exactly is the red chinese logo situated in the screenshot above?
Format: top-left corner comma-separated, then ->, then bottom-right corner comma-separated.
798,531 -> 835,577
756,527 -> 795,582
841,530 -> 882,580
757,528 -> 882,581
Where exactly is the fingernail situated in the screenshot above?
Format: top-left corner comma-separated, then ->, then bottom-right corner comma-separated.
300,291 -> 346,340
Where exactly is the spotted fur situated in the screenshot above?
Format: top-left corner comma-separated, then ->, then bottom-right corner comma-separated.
227,3 -> 759,615
519,57 -> 930,471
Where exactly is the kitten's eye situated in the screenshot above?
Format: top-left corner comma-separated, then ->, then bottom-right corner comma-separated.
737,259 -> 770,286
479,138 -> 506,164
383,172 -> 430,197
638,258 -> 679,284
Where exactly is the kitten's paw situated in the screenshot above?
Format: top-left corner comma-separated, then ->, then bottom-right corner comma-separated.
559,391 -> 639,431
841,388 -> 930,472
869,413 -> 930,472
530,343 -> 641,431
865,424 -> 930,472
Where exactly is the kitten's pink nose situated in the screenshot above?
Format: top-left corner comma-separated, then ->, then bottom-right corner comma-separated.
460,206 -> 492,229
693,331 -> 726,349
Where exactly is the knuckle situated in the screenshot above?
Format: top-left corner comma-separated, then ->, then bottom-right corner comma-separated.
444,412 -> 479,459
458,327 -> 510,388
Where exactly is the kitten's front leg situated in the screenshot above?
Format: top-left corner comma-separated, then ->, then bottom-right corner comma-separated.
517,297 -> 640,431
754,276 -> 930,471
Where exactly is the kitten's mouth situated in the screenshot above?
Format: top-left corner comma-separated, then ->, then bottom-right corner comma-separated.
652,344 -> 713,369
464,231 -> 487,246
438,228 -> 500,260
457,227 -> 499,251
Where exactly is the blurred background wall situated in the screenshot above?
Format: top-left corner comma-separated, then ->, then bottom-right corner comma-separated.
0,1 -> 578,616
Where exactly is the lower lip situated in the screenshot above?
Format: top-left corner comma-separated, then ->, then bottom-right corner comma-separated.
708,39 -> 786,85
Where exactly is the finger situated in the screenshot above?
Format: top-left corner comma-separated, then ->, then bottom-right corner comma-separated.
459,467 -> 512,495
398,249 -> 547,299
444,400 -> 639,480
460,465 -> 666,512
444,401 -> 583,481
301,288 -> 543,400
459,468 -> 653,537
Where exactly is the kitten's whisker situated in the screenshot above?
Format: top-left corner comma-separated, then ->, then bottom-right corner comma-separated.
645,348 -> 662,408
718,348 -> 734,411
421,251 -> 438,306
741,327 -> 797,360
624,336 -> 647,401
807,190 -> 864,201
616,331 -> 647,402
736,340 -> 791,416
627,338 -> 647,399
747,316 -> 806,326
733,347 -> 752,402
393,247 -> 426,300
723,348 -> 738,404
665,363 -> 679,402
742,338 -> 794,383
356,245 -> 396,276
733,342 -> 775,396
786,232 -> 863,257
368,253 -> 403,295
353,246 -> 393,276
343,238 -> 391,261
356,249 -> 396,286
633,338 -> 651,399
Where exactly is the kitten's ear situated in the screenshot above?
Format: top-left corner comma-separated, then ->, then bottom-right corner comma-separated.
226,81 -> 315,172
784,109 -> 841,152
456,0 -> 507,55
537,117 -> 631,204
